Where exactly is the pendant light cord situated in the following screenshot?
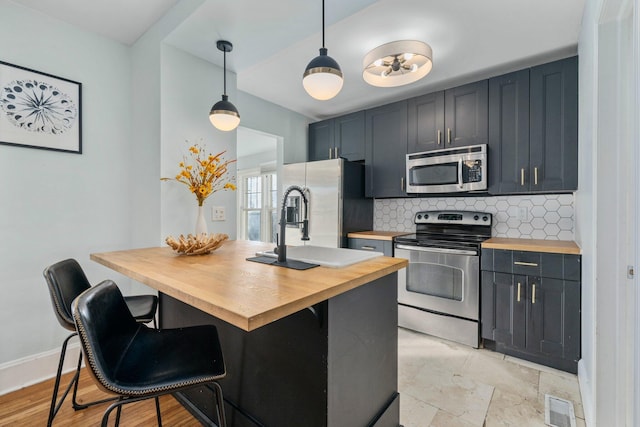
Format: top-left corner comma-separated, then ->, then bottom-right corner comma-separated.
223,48 -> 227,96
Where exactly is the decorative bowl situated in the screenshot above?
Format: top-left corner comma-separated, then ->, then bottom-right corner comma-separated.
165,233 -> 229,255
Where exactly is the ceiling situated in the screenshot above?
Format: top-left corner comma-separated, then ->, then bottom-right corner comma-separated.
14,0 -> 586,121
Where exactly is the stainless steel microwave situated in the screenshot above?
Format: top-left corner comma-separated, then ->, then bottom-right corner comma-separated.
406,144 -> 487,194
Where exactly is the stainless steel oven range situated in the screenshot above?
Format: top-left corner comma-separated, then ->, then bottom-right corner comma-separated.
395,210 -> 492,348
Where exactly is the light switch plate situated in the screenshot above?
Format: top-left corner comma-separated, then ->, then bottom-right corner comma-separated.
212,206 -> 225,221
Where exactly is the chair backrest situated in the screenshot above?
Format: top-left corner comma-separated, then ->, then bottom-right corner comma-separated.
72,280 -> 141,395
43,259 -> 93,331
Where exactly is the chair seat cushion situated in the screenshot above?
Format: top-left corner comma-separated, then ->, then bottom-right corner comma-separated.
107,324 -> 225,396
123,295 -> 158,323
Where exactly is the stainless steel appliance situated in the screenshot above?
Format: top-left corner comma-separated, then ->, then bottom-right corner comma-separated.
282,158 -> 372,248
406,144 -> 487,194
395,210 -> 492,347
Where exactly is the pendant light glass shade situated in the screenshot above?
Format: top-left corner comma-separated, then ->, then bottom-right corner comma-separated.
209,95 -> 240,131
363,40 -> 433,88
302,0 -> 343,100
209,40 -> 240,131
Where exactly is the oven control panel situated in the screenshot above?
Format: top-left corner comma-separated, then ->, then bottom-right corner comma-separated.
414,210 -> 492,226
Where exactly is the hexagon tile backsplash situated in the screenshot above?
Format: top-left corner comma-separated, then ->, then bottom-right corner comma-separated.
374,194 -> 574,240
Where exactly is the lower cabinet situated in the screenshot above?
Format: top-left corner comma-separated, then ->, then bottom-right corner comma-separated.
348,237 -> 393,257
481,249 -> 581,373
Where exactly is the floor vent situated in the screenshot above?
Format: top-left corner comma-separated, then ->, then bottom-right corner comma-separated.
545,394 -> 576,427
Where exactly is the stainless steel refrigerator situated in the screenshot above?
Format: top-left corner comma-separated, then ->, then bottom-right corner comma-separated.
282,158 -> 372,248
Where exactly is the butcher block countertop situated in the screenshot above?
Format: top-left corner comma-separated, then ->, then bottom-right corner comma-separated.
347,231 -> 412,241
482,237 -> 581,255
91,240 -> 407,332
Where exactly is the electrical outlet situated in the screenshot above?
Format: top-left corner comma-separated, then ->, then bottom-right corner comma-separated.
517,206 -> 529,222
212,206 -> 225,221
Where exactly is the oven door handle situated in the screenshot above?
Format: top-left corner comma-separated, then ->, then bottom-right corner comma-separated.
395,244 -> 477,256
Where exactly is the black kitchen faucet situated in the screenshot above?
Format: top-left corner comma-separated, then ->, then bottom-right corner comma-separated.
275,185 -> 309,263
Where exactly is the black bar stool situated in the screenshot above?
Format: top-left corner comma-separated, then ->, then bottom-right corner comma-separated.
43,258 -> 158,426
72,280 -> 226,426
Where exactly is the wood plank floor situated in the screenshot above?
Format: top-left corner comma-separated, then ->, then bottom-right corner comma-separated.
0,369 -> 203,426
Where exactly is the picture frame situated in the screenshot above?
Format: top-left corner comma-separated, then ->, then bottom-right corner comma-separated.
0,60 -> 82,154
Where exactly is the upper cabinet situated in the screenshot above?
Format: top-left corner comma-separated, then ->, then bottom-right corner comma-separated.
489,56 -> 578,194
308,111 -> 365,162
365,101 -> 408,198
308,119 -> 333,162
488,69 -> 531,194
407,91 -> 444,153
529,57 -> 578,192
408,80 -> 488,154
307,56 -> 578,198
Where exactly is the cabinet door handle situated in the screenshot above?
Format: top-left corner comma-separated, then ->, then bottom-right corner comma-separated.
514,261 -> 539,267
447,128 -> 452,144
517,282 -> 521,302
521,168 -> 525,186
532,284 -> 536,304
361,245 -> 376,251
335,146 -> 339,158
437,130 -> 442,145
329,147 -> 333,159
534,167 -> 538,185
401,177 -> 405,191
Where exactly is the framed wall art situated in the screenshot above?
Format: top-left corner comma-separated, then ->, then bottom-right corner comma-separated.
0,60 -> 82,154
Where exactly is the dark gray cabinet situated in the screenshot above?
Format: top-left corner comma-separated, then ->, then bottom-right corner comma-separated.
488,69 -> 530,194
530,56 -> 578,192
407,91 -> 444,153
488,56 -> 578,194
348,237 -> 393,256
308,111 -> 365,162
444,80 -> 488,148
408,80 -> 488,153
365,101 -> 408,198
308,119 -> 333,161
481,248 -> 581,373
307,57 -> 577,198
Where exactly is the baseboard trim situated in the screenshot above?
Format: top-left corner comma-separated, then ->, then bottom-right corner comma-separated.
577,359 -> 594,427
0,341 -> 81,396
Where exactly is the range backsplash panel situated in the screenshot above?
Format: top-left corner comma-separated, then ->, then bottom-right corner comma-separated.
374,194 -> 574,240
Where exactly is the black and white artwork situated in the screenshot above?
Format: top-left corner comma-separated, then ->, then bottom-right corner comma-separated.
0,60 -> 81,153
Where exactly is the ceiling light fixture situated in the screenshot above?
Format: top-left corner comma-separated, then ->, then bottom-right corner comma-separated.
209,40 -> 240,131
302,0 -> 343,100
362,40 -> 433,88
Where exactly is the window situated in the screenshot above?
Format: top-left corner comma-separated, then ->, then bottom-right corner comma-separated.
238,169 -> 278,243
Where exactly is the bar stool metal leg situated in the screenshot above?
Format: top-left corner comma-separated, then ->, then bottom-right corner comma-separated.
47,333 -> 78,427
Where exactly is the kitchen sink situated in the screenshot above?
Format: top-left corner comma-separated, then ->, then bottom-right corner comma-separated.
256,245 -> 383,268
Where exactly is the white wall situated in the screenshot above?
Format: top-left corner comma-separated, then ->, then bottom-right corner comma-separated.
160,44 -> 237,238
0,1 -> 133,365
236,91 -> 310,166
576,0 -> 640,425
575,0 -> 598,423
130,0 -> 206,248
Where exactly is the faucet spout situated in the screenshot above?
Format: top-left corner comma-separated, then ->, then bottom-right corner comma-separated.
277,185 -> 309,263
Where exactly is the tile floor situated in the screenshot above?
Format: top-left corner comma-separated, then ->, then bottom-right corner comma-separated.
398,328 -> 585,427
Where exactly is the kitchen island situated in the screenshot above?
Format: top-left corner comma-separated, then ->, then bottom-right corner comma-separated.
91,240 -> 407,427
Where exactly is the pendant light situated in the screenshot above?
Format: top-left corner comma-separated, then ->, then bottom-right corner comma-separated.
302,0 -> 343,100
209,40 -> 240,131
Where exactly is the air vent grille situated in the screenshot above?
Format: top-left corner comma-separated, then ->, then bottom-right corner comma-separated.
544,394 -> 576,427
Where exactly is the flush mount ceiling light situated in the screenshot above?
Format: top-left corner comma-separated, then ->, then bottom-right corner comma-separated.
209,40 -> 240,131
302,0 -> 343,101
362,40 -> 433,88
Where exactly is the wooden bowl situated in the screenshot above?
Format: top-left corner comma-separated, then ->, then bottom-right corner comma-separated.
165,233 -> 229,255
